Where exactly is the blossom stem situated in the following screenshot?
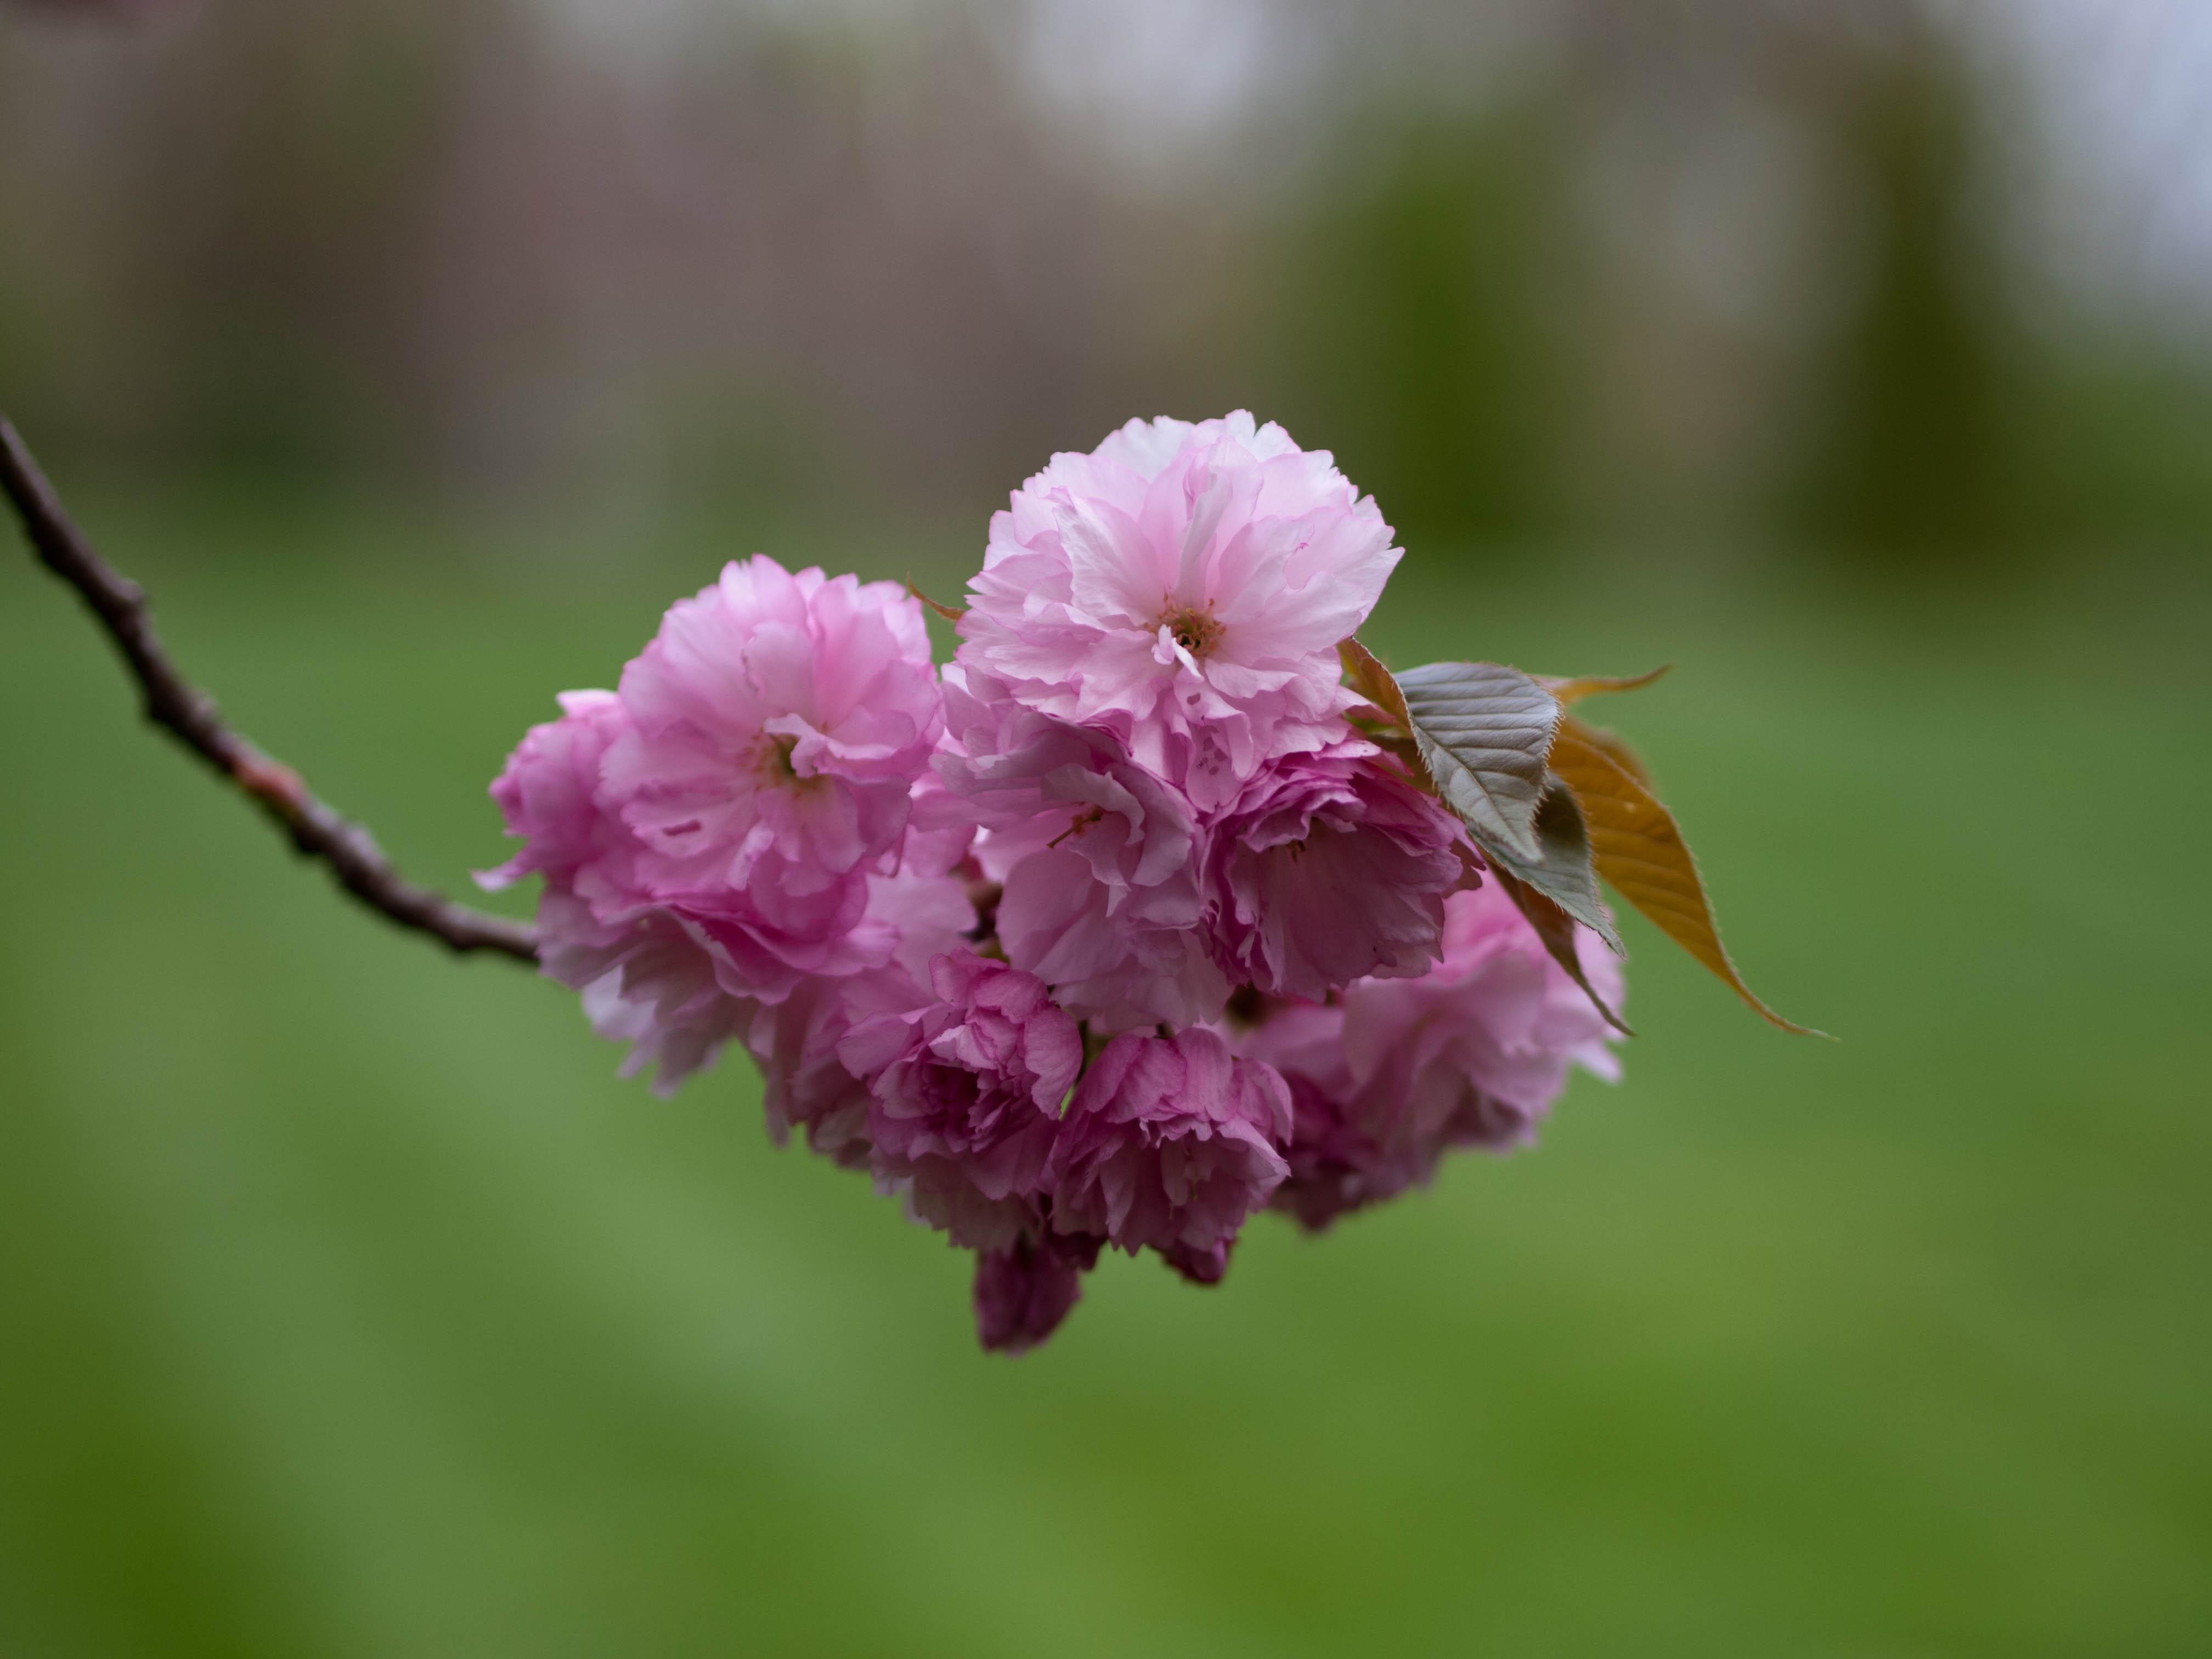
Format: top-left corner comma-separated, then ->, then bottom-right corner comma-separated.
0,415 -> 539,963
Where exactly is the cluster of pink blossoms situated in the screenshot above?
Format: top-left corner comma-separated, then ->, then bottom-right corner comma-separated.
484,413 -> 1623,1352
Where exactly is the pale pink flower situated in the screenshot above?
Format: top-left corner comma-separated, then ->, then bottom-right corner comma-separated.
544,889 -> 924,1110
548,899 -> 752,1096
1344,880 -> 1623,1147
479,428 -> 1639,1354
482,692 -> 747,1092
603,556 -> 941,915
938,667 -> 1227,1030
1237,882 -> 1625,1229
893,768 -> 982,896
480,689 -> 633,893
507,555 -> 952,1012
483,685 -> 890,1004
1203,749 -> 1468,1000
1225,995 -> 1425,1228
485,679 -> 972,1094
637,816 -> 970,1011
838,953 -> 1082,1249
959,413 -> 1401,809
746,966 -> 930,1169
554,849 -> 904,1010
1048,1028 -> 1291,1256
740,868 -> 978,1158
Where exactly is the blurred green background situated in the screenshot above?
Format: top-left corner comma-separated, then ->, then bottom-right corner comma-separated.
3,1 -> 2209,1654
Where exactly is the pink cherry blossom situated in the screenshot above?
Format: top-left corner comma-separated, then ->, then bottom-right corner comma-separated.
1048,1027 -> 1291,1256
839,952 -> 1082,1249
958,413 -> 1400,810
541,840 -> 902,1021
483,676 -> 972,1094
1223,997 -> 1408,1231
556,858 -> 974,1125
487,684 -> 896,1002
545,899 -> 748,1095
737,868 -> 978,1154
480,689 -> 633,894
477,415 -> 1647,1356
1203,749 -> 1469,1000
1343,879 -> 1624,1145
603,555 -> 941,913
745,966 -> 929,1168
1237,882 -> 1625,1230
481,690 -> 743,1091
938,667 -> 1227,1030
654,811 -> 973,1014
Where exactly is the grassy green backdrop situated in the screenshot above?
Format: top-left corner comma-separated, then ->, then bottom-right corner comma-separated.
2,500 -> 2206,1657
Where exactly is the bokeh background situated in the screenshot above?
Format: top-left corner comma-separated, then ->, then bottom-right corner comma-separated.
3,1 -> 2208,1654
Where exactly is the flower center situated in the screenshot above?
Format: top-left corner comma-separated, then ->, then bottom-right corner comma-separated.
1160,602 -> 1222,658
758,731 -> 812,788
1047,806 -> 1105,849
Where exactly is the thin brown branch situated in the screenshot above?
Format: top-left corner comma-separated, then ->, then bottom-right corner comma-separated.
1,415 -> 539,963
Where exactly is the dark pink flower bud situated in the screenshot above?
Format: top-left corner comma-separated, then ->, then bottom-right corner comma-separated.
973,1233 -> 1102,1354
1203,749 -> 1466,1000
1048,1027 -> 1291,1256
841,952 -> 1082,1250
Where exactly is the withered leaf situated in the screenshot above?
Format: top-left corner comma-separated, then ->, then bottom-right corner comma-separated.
1549,716 -> 1823,1036
1576,721 -> 1654,787
907,581 -> 967,623
1538,665 -> 1672,706
1338,637 -> 1410,729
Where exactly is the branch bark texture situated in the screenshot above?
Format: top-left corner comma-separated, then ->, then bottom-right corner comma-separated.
1,416 -> 539,963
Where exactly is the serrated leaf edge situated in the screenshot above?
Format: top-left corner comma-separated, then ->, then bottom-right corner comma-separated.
1393,659 -> 1560,865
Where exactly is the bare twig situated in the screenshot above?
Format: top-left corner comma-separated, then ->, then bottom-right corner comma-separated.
1,416 -> 539,963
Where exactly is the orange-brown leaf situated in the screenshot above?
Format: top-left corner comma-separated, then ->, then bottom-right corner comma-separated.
1577,722 -> 1654,787
907,581 -> 967,623
1549,716 -> 1824,1036
1337,636 -> 1410,730
1538,665 -> 1672,706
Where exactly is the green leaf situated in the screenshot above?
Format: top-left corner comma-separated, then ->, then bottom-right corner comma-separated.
1393,659 -> 1560,864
